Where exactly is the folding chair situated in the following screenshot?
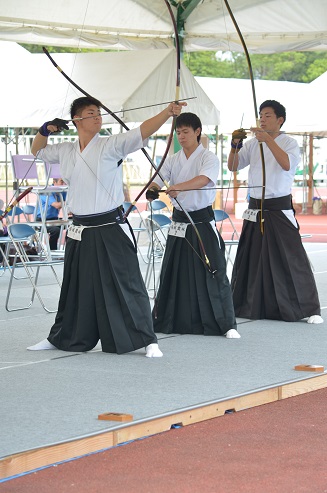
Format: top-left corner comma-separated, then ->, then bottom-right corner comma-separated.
0,235 -> 12,276
148,199 -> 171,214
21,204 -> 36,221
214,210 -> 239,239
123,201 -> 146,230
11,153 -> 47,191
44,162 -> 62,183
0,212 -> 19,277
6,223 -> 64,313
29,164 -> 69,256
11,153 -> 51,223
147,214 -> 171,237
144,214 -> 171,291
214,209 -> 239,266
123,201 -> 149,262
6,206 -> 25,224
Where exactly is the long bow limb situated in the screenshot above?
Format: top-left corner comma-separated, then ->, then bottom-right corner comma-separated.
42,47 -> 168,213
125,0 -> 180,213
125,1 -> 214,274
43,11 -> 213,273
0,187 -> 33,220
161,0 -> 214,274
43,47 -> 183,224
223,0 -> 266,234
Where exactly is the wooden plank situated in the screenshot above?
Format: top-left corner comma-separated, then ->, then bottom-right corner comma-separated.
0,433 -> 115,480
279,374 -> 327,399
2,378 -> 327,481
114,388 -> 279,445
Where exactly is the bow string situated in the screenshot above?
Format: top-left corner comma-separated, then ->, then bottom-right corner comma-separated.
223,0 -> 266,234
42,0 -> 214,274
155,0 -> 215,274
43,46 -> 165,211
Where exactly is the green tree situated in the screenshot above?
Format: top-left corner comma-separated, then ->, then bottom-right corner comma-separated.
20,44 -> 327,83
19,43 -> 104,54
184,50 -> 327,83
303,57 -> 327,82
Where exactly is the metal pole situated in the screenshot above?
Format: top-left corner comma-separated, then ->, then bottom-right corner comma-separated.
219,133 -> 224,210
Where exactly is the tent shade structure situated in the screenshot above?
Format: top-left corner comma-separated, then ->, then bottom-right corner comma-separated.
0,0 -> 326,53
195,76 -> 327,136
0,45 -> 220,127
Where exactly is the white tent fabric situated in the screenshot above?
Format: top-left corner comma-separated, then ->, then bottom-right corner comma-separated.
1,41 -> 326,135
196,76 -> 327,136
0,43 -> 220,127
0,0 -> 326,53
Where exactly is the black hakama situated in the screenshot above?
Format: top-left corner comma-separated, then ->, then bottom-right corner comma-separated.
153,206 -> 237,335
231,196 -> 321,322
48,210 -> 157,353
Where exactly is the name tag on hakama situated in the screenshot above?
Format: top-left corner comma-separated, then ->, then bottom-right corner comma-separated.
67,224 -> 86,241
168,221 -> 188,238
242,209 -> 260,222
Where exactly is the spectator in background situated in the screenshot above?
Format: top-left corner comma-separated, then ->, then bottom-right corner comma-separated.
36,178 -> 66,250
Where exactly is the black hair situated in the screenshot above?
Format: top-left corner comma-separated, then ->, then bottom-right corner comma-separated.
70,96 -> 102,126
259,100 -> 286,127
175,112 -> 202,143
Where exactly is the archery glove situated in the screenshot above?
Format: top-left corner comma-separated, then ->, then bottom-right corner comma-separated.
146,187 -> 160,201
39,118 -> 69,137
232,128 -> 247,141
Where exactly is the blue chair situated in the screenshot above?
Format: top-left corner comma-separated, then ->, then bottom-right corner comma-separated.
214,209 -> 239,240
144,213 -> 172,290
213,209 -> 239,266
0,214 -> 12,275
148,199 -> 171,214
123,201 -> 149,262
7,206 -> 25,223
21,204 -> 36,220
146,213 -> 171,239
123,201 -> 144,227
214,209 -> 229,222
6,223 -> 64,313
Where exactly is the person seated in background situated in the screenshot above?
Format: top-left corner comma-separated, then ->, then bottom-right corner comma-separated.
0,199 -> 8,237
0,199 -> 9,267
36,177 -> 67,250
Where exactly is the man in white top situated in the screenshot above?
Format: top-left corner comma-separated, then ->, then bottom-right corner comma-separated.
146,112 -> 240,338
27,95 -> 185,356
228,99 -> 323,324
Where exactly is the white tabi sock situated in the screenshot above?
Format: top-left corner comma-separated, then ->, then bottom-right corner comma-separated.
307,315 -> 324,324
145,343 -> 163,358
225,329 -> 241,339
27,339 -> 56,350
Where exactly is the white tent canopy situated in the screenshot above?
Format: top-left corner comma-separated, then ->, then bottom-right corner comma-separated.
0,0 -> 326,53
1,41 -> 326,135
196,77 -> 305,134
195,75 -> 327,136
0,43 -> 220,127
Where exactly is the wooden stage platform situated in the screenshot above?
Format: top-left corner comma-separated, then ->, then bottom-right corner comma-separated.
0,232 -> 326,482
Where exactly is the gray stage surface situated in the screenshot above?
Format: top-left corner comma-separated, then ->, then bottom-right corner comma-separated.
0,240 -> 326,460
